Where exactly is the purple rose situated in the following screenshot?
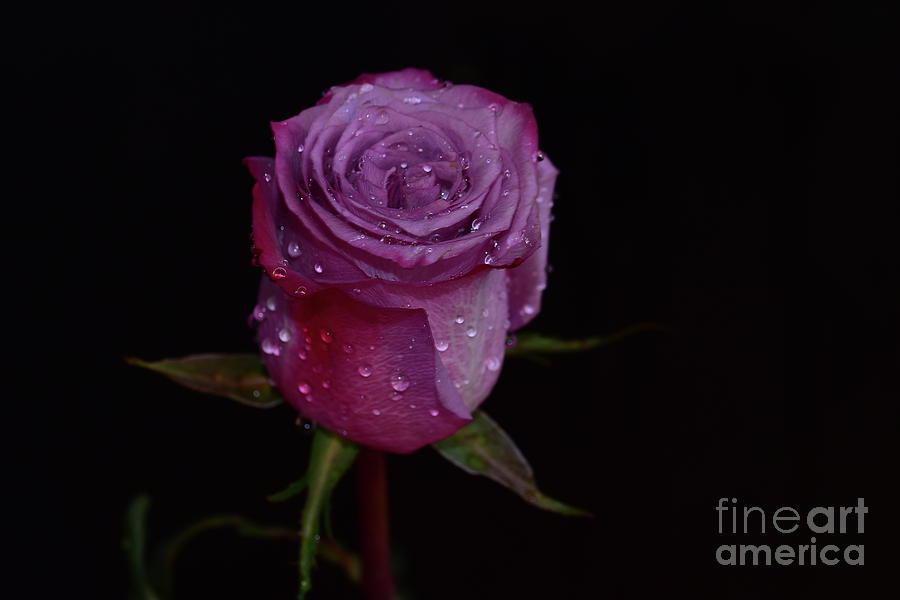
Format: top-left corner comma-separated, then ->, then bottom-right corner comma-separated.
246,68 -> 557,453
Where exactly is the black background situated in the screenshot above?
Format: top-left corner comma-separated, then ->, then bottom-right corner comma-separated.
8,2 -> 898,598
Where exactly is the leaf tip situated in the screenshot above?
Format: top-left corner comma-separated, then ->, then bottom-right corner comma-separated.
124,356 -> 148,368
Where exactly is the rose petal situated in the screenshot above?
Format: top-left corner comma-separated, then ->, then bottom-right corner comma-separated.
347,267 -> 511,411
247,156 -> 368,297
507,155 -> 558,330
256,278 -> 471,453
349,68 -> 444,90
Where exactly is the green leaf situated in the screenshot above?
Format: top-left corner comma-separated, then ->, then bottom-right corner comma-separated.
122,495 -> 162,600
126,353 -> 283,408
433,412 -> 592,517
267,474 -> 309,503
505,322 -> 665,358
157,514 -> 298,597
299,428 -> 360,598
123,494 -> 362,598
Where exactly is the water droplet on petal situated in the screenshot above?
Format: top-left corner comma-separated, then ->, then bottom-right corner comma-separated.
342,344 -> 353,354
321,380 -> 330,389
522,304 -> 536,315
372,408 -> 381,416
298,349 -> 307,360
454,315 -> 465,324
278,328 -> 292,343
314,263 -> 324,273
293,285 -> 308,296
287,242 -> 302,258
271,267 -> 287,279
435,340 -> 449,352
263,172 -> 272,182
359,83 -> 374,93
297,144 -> 305,153
465,326 -> 477,338
358,364 -> 372,377
429,409 -> 440,417
485,356 -> 501,371
320,328 -> 334,343
252,304 -> 266,321
390,371 -> 410,392
298,381 -> 311,394
261,338 -> 280,355
422,164 -> 432,173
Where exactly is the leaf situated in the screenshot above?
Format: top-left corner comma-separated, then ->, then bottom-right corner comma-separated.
267,474 -> 309,503
299,428 -> 360,598
505,322 -> 665,358
157,514 -> 297,597
126,353 -> 283,408
122,495 -> 162,600
433,412 -> 591,517
123,494 -> 362,597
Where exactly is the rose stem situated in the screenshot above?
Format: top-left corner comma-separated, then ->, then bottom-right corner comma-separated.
355,447 -> 397,600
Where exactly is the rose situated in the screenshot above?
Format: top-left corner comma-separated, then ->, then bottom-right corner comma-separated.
245,68 -> 557,453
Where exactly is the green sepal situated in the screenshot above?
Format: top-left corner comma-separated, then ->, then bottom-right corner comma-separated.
125,353 -> 283,408
298,428 -> 360,598
505,322 -> 664,358
434,411 -> 591,517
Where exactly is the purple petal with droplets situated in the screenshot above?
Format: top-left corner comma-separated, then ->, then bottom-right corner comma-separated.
256,278 -> 471,453
507,156 -> 558,330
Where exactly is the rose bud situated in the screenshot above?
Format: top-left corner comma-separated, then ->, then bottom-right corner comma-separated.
246,68 -> 557,453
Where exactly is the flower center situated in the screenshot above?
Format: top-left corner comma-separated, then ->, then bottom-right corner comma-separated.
351,128 -> 462,210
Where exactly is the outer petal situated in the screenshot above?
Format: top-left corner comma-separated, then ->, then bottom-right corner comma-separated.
347,266 -> 511,411
489,102 -> 543,267
507,155 -> 558,330
317,68 -> 444,106
349,68 -> 444,90
247,155 -> 369,297
256,278 -> 471,454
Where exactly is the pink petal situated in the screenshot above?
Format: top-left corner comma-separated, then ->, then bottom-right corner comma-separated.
349,68 -> 444,90
348,266 -> 511,412
256,278 -> 471,453
507,155 -> 558,330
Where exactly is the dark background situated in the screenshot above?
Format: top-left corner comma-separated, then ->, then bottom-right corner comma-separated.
8,2 -> 898,598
